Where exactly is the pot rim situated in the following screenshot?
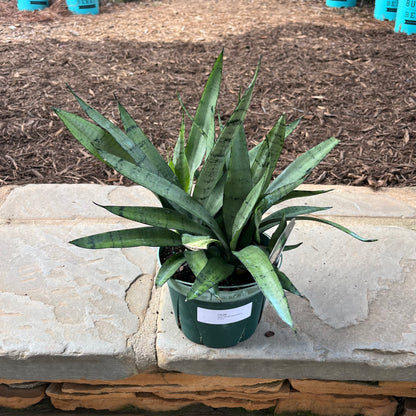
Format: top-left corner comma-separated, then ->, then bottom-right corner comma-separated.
172,278 -> 258,291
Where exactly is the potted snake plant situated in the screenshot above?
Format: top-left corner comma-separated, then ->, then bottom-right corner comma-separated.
55,51 -> 375,348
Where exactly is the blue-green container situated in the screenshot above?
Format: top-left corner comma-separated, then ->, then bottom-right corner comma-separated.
374,0 -> 398,20
17,0 -> 48,11
326,0 -> 356,7
167,278 -> 265,348
66,0 -> 99,14
395,0 -> 416,33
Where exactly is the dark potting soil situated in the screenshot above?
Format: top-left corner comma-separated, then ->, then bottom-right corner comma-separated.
159,246 -> 255,288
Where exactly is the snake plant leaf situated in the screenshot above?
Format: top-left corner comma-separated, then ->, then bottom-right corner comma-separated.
155,252 -> 186,286
259,206 -> 332,234
250,138 -> 271,187
296,216 -> 377,242
182,234 -> 220,251
223,124 -> 253,239
53,109 -> 135,164
68,87 -> 178,183
267,137 -> 339,195
285,117 -> 302,137
187,256 -> 235,300
217,106 -> 225,132
233,245 -> 293,328
268,213 -> 287,252
185,51 -> 223,178
278,188 -> 333,204
70,226 -> 182,249
252,205 -> 265,245
260,177 -> 307,214
209,286 -> 221,300
249,142 -> 262,167
184,250 -> 208,276
172,116 -> 191,192
97,151 -> 228,249
116,98 -> 178,183
275,268 -> 302,297
193,59 -> 261,207
263,115 -> 286,187
283,243 -> 303,251
95,204 -> 212,236
230,174 -> 268,251
204,172 -> 227,217
249,118 -> 302,172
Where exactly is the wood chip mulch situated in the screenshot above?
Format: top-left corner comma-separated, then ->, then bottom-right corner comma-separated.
1,0 -> 415,188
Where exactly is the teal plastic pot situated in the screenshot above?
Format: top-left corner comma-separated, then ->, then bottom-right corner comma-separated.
374,0 -> 397,20
395,0 -> 416,34
66,0 -> 99,14
326,0 -> 356,7
167,278 -> 265,348
17,0 -> 48,11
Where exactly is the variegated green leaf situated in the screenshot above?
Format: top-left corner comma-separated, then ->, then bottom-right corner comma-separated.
116,98 -> 178,183
278,188 -> 333,204
284,117 -> 302,137
283,243 -> 303,251
260,177 -> 307,213
193,59 -> 261,207
97,151 -> 228,249
250,115 -> 286,188
182,234 -> 219,251
155,252 -> 186,286
54,109 -> 135,164
263,115 -> 286,188
187,257 -> 235,300
249,116 -> 299,177
67,87 -> 171,178
230,175 -> 267,251
70,227 -> 182,249
233,245 -> 293,328
230,177 -> 266,250
173,116 -> 191,192
296,216 -> 377,242
223,124 -> 252,239
259,206 -> 331,233
184,250 -> 208,276
267,137 -> 339,195
249,142 -> 262,167
96,204 -> 212,236
268,213 -> 286,252
185,51 -> 223,180
204,173 -> 227,217
275,268 -> 302,297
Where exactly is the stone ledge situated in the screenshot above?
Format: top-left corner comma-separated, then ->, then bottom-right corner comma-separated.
0,184 -> 160,381
2,376 -> 415,415
0,184 -> 415,382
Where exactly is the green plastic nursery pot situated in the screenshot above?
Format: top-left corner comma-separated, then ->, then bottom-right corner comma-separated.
167,278 -> 266,348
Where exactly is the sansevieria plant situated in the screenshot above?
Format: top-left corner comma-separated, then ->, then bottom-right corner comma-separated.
55,51 -> 374,333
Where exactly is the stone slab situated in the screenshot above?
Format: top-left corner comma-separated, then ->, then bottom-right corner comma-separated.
290,380 -> 416,397
0,184 -> 160,221
268,184 -> 416,219
0,384 -> 46,409
274,392 -> 397,416
46,382 -> 276,412
0,185 -> 160,380
2,184 -> 416,383
157,218 -> 416,380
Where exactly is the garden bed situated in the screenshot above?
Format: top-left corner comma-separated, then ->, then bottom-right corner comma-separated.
1,0 -> 415,188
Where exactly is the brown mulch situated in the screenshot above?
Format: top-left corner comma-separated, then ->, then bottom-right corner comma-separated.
1,0 -> 415,189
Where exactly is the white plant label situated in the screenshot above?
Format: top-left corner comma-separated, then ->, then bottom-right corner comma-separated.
197,303 -> 253,325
